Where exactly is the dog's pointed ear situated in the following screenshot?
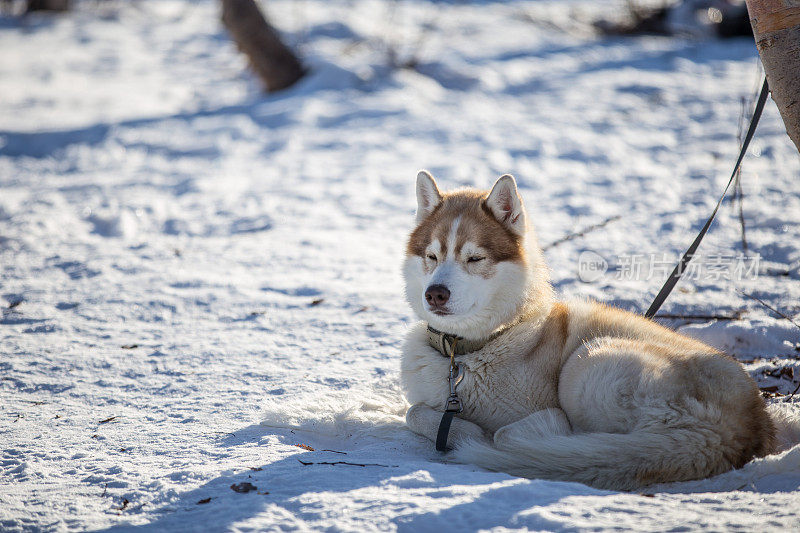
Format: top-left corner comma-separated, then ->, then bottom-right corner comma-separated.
486,174 -> 526,236
415,170 -> 442,223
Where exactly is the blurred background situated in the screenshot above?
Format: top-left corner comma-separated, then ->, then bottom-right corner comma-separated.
2,1 -> 800,530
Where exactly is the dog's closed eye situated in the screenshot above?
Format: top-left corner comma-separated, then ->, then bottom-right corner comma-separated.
427,254 -> 438,261
467,256 -> 485,263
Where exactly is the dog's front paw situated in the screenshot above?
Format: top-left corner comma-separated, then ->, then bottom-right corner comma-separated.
493,408 -> 572,447
405,403 -> 426,426
492,424 -> 515,447
405,403 -> 442,441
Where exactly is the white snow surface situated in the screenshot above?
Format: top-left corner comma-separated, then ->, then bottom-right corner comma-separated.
2,1 -> 800,531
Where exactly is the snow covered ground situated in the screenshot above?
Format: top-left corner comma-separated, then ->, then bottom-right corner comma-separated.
2,0 -> 800,530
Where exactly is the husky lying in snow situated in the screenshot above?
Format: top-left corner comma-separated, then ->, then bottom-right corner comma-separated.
400,170 -> 776,490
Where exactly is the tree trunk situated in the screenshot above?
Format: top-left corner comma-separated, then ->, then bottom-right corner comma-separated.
221,0 -> 304,92
26,0 -> 70,11
745,0 -> 800,153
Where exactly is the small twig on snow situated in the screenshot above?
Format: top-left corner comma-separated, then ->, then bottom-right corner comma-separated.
207,431 -> 237,437
298,460 -> 395,467
733,95 -> 749,252
542,215 -> 621,251
654,311 -> 743,321
115,498 -> 130,512
737,290 -> 800,331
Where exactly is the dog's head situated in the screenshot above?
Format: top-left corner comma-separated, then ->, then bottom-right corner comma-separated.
403,170 -> 551,340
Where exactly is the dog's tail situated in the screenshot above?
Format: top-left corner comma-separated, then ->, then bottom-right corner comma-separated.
768,403 -> 800,452
453,425 -> 760,491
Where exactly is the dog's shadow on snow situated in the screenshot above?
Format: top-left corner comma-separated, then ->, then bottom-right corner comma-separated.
96,421 -> 800,531
97,423 -> 598,532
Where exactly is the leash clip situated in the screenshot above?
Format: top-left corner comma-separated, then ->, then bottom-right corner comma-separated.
445,342 -> 464,413
448,362 -> 463,396
436,336 -> 465,451
444,395 -> 462,413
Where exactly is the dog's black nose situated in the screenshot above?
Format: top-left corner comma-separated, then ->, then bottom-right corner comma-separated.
425,285 -> 450,306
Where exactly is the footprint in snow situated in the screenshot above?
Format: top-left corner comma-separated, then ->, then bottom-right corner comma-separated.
229,215 -> 272,234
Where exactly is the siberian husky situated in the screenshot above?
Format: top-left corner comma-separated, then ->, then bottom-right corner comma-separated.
401,170 -> 777,490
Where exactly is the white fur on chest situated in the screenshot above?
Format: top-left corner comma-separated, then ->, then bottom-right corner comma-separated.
400,320 -> 558,434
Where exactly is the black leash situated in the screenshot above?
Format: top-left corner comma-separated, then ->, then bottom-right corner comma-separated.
645,78 -> 769,318
435,335 -> 464,452
436,410 -> 457,452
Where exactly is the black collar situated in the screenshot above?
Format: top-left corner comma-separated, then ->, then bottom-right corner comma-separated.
426,325 -> 504,357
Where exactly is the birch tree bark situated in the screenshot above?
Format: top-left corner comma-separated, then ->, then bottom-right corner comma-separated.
221,0 -> 304,92
745,0 -> 800,153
